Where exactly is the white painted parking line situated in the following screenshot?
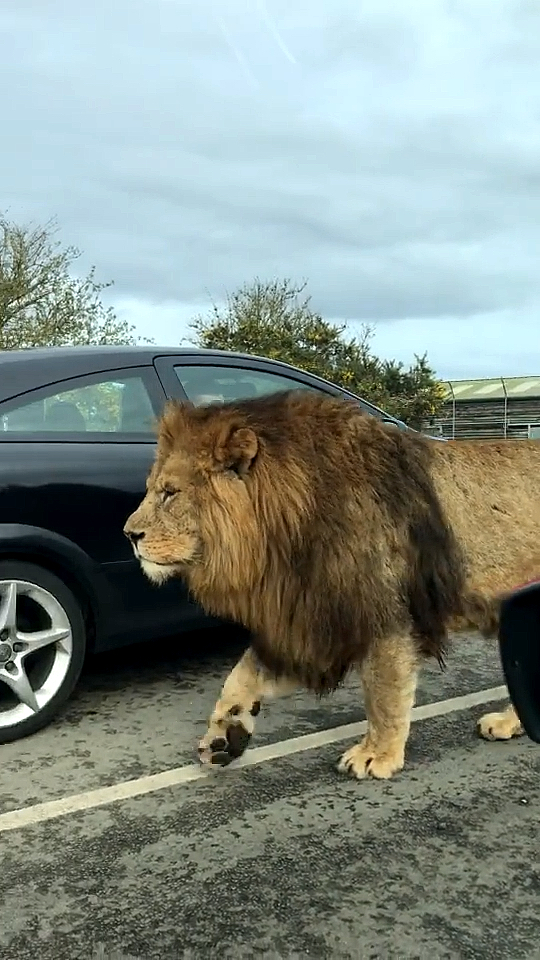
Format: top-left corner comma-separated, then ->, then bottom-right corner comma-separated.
0,685 -> 507,834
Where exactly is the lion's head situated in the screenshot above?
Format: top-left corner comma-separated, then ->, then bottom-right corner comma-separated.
123,392 -> 314,594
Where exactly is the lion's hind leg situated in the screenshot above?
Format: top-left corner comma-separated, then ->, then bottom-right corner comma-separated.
338,633 -> 418,781
477,702 -> 524,741
198,646 -> 297,767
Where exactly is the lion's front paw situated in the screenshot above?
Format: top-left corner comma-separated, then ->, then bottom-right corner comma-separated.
477,706 -> 524,741
337,739 -> 405,780
197,706 -> 256,767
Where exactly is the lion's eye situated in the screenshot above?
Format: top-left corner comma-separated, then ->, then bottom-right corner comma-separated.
161,488 -> 176,502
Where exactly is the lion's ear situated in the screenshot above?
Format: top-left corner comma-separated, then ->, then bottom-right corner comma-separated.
214,425 -> 259,477
156,400 -> 186,455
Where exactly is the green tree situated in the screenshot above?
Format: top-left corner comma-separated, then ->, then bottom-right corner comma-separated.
190,278 -> 445,428
0,214 -> 141,350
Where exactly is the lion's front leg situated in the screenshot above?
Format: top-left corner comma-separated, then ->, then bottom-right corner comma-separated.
338,633 -> 418,781
198,646 -> 297,767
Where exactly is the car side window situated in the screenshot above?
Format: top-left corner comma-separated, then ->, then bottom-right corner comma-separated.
1,373 -> 157,436
173,365 -> 320,405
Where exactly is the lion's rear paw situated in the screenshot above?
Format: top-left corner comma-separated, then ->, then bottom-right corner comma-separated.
198,706 -> 255,767
337,740 -> 405,780
477,706 -> 524,741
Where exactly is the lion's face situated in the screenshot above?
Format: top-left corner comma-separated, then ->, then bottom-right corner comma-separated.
123,401 -> 260,586
123,455 -> 202,583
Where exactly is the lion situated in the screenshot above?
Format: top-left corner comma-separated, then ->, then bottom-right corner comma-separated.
123,390 -> 540,780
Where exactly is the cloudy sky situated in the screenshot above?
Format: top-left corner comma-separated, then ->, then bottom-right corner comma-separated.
2,0 -> 539,381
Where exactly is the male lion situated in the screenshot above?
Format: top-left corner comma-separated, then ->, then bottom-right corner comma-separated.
124,390 -> 540,780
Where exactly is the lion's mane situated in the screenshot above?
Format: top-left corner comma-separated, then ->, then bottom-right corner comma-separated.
155,392 -> 468,694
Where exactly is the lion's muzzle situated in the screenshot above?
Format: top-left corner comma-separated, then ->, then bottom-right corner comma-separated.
125,529 -> 144,547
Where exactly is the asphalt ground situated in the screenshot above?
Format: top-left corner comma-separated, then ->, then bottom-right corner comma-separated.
0,627 -> 539,960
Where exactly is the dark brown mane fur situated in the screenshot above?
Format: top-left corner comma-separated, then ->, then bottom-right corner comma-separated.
155,391 -> 467,695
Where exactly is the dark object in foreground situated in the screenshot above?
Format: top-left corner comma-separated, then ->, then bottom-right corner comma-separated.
499,580 -> 540,744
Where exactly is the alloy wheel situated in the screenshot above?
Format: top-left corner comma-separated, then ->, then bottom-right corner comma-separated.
0,578 -> 74,729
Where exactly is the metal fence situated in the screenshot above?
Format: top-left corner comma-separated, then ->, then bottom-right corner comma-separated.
423,399 -> 540,441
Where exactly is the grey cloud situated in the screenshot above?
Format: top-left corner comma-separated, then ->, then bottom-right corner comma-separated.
1,0 -> 540,362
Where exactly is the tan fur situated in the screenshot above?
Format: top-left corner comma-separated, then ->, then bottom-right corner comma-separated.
431,439 -> 540,615
477,703 -> 524,741
124,392 -> 538,778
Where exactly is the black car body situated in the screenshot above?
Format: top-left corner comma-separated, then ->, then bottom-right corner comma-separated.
0,344 -> 418,742
498,579 -> 540,744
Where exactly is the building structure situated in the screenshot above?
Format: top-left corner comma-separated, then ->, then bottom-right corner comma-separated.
423,376 -> 540,440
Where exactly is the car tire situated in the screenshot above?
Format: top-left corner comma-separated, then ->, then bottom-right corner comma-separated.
0,560 -> 87,745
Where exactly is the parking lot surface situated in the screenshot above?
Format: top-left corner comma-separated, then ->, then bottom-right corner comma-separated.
1,628 -> 539,960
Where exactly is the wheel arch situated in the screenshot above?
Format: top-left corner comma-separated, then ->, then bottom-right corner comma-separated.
0,525 -> 106,652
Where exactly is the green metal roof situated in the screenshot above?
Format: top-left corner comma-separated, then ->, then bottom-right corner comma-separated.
443,377 -> 540,401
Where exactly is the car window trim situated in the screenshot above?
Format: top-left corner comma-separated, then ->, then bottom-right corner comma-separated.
0,364 -> 166,443
153,354 -> 396,421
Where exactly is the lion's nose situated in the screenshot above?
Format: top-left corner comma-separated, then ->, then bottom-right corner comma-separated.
126,530 -> 145,544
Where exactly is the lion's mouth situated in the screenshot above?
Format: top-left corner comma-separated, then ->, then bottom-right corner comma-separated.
138,554 -> 182,568
140,556 -> 176,566
135,547 -> 197,569
130,540 -> 201,570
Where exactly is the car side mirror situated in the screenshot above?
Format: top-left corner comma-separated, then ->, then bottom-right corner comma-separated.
498,581 -> 540,743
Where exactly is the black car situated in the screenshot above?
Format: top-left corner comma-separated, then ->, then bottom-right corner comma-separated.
0,344 -> 413,744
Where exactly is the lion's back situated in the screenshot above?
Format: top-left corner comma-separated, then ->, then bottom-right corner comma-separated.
431,438 -> 540,599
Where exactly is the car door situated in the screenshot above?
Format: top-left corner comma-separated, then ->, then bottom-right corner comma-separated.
0,365 -> 204,647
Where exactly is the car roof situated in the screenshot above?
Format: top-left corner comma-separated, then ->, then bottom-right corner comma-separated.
0,344 -> 316,403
